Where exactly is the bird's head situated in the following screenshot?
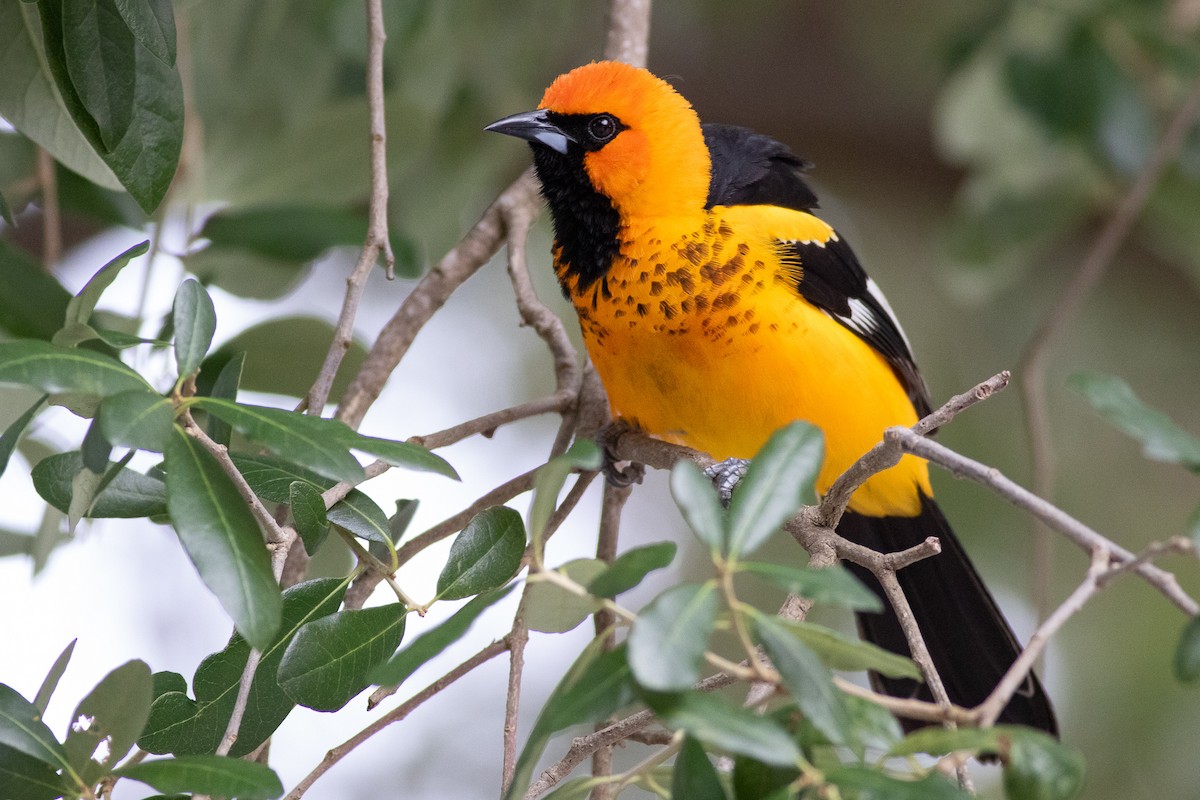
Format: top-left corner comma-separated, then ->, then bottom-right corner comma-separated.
486,61 -> 711,219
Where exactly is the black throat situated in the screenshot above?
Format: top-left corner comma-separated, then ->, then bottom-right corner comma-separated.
531,144 -> 621,294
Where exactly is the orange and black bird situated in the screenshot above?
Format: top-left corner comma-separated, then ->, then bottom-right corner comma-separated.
487,61 -> 1056,734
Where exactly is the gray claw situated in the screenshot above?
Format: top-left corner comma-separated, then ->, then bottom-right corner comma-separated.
703,457 -> 750,506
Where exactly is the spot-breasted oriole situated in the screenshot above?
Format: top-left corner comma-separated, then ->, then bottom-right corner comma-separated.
487,60 -> 1056,735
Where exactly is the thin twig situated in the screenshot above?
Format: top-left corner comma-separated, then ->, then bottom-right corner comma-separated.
502,594 -> 531,795
523,673 -> 737,800
1019,74 -> 1200,617
214,648 -> 261,757
892,428 -> 1198,615
974,548 -> 1109,727
411,394 -> 577,451
284,637 -> 512,800
184,416 -> 292,550
304,0 -> 394,415
336,172 -> 541,429
35,148 -> 60,269
818,371 -> 1010,530
590,482 -> 630,800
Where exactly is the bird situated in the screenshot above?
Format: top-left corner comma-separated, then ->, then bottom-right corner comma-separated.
486,60 -> 1057,736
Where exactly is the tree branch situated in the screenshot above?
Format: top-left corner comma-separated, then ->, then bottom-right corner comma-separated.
304,0 -> 394,415
1019,73 -> 1200,615
285,637 -> 512,800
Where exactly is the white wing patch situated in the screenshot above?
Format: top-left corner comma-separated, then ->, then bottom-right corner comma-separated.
863,277 -> 914,353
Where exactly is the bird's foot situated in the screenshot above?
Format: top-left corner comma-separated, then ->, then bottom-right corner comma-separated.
704,457 -> 750,506
598,422 -> 645,488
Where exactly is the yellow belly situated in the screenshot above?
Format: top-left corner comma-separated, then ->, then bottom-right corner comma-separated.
566,212 -> 930,517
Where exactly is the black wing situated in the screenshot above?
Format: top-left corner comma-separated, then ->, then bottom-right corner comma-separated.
702,122 -> 931,416
785,236 -> 931,417
702,123 -> 819,212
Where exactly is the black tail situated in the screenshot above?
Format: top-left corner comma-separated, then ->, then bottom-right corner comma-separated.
837,494 -> 1058,736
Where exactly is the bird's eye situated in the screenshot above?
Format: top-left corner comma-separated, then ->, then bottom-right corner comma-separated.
587,114 -> 619,143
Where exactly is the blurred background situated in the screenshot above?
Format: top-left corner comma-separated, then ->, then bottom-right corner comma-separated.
2,1 -> 1199,797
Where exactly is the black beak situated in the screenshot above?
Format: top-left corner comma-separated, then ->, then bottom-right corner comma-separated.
484,109 -> 574,155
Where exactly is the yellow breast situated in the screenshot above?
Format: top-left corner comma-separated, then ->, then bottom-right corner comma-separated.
560,208 -> 930,518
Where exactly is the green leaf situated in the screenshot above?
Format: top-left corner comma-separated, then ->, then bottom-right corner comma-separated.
192,398 -> 363,484
0,190 -> 13,227
278,604 -> 407,711
0,394 -> 46,478
503,641 -> 634,800
113,0 -> 175,66
0,241 -> 73,342
32,640 -> 75,714
80,416 -> 112,474
116,755 -> 282,799
348,434 -> 458,480
529,439 -> 602,556
62,659 -> 152,785
843,693 -> 903,752
1174,615 -> 1200,683
202,317 -> 367,397
0,684 -> 68,769
642,690 -> 800,767
289,481 -> 330,556
523,559 -> 605,634
627,582 -> 718,692
61,0 -> 137,150
754,614 -> 857,749
202,351 -> 243,446
0,3 -> 123,191
370,585 -> 515,688
172,279 -> 217,380
672,735 -> 728,800
732,754 -> 797,800
198,204 -> 397,263
436,506 -> 525,601
726,422 -> 823,558
0,340 -> 151,399
0,743 -> 62,800
759,617 -> 920,680
825,765 -> 968,799
183,248 -> 311,301
36,0 -> 183,213
891,725 -> 1004,756
151,672 -> 187,701
739,561 -> 882,612
32,451 -> 166,518
98,390 -> 173,452
1068,371 -> 1200,471
1003,728 -> 1085,800
231,453 -> 391,546
139,577 -> 346,757
56,240 -> 150,341
670,460 -> 727,552
165,427 -> 281,650
586,541 -> 676,599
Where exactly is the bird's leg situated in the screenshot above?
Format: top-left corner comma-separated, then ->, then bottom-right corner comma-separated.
597,420 -> 646,488
704,458 -> 750,506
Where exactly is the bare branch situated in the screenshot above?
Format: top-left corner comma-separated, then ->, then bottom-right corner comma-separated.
604,0 -> 652,66
305,0 -> 394,415
502,594 -> 531,795
1019,74 -> 1200,614
285,637 -> 512,800
35,148 -> 60,269
214,648 -> 261,757
974,548 -> 1109,727
523,673 -> 737,800
891,427 -> 1199,616
411,394 -> 576,451
336,172 -> 541,429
